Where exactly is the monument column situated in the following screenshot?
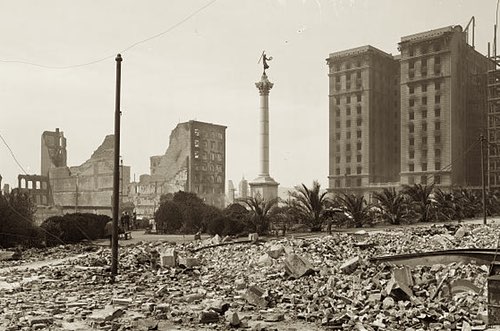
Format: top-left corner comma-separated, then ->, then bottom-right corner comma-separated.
249,56 -> 279,201
257,73 -> 272,177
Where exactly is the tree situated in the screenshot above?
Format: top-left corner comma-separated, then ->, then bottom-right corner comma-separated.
372,188 -> 410,225
172,191 -> 206,233
0,191 -> 42,248
454,188 -> 481,219
238,195 -> 278,235
335,193 -> 372,228
431,188 -> 457,221
154,200 -> 183,234
401,184 -> 435,223
287,181 -> 330,231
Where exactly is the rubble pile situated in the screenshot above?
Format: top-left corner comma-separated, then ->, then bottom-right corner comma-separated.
0,224 -> 498,330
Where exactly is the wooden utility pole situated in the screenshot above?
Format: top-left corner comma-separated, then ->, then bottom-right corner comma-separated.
112,54 -> 122,277
480,134 -> 487,225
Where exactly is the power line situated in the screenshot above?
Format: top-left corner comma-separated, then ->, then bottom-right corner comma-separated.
0,0 -> 217,70
0,132 -> 28,175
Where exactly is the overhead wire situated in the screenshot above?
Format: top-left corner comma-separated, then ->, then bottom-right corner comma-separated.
0,0 -> 217,70
0,132 -> 28,175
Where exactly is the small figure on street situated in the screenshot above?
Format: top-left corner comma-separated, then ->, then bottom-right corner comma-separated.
123,212 -> 130,231
326,219 -> 333,235
104,220 -> 113,247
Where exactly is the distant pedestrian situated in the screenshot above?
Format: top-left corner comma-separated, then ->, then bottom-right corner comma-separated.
326,219 -> 333,235
104,221 -> 113,247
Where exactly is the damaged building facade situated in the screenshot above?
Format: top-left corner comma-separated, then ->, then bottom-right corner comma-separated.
49,134 -> 130,216
130,120 -> 226,216
12,129 -> 130,221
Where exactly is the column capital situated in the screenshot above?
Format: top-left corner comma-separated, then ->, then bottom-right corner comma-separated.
255,73 -> 274,95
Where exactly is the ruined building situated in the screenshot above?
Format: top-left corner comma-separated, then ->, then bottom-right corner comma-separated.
130,120 -> 226,214
328,25 -> 491,196
49,134 -> 130,215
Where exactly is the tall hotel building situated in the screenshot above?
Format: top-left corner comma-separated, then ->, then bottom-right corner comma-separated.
399,26 -> 490,187
327,46 -> 400,194
328,25 -> 491,195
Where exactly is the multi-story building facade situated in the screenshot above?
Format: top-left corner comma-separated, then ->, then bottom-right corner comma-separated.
327,46 -> 400,195
328,25 -> 491,195
132,120 -> 227,212
399,26 -> 490,187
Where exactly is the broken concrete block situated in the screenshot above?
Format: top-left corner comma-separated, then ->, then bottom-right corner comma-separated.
393,266 -> 414,287
225,310 -> 240,326
0,250 -> 21,261
382,296 -> 395,309
245,285 -> 268,307
26,316 -> 53,327
178,257 -> 200,268
267,244 -> 285,259
112,298 -> 133,306
385,277 -> 412,301
199,311 -> 219,323
257,253 -> 273,266
264,313 -> 285,322
160,248 -> 177,267
340,256 -> 360,274
284,254 -> 315,278
455,227 -> 466,239
88,306 -> 124,322
235,278 -> 246,290
182,293 -> 205,303
209,300 -> 230,315
211,234 -> 222,245
248,233 -> 259,242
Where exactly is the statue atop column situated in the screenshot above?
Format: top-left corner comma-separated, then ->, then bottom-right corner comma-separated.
258,51 -> 273,75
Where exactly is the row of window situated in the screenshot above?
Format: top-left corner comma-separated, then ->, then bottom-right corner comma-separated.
194,139 -> 224,151
409,95 -> 441,106
194,163 -> 223,172
194,128 -> 224,140
409,56 -> 440,69
408,147 -> 441,159
335,105 -> 363,117
336,118 -> 363,128
408,161 -> 441,172
335,130 -> 362,140
193,174 -> 223,184
409,108 -> 440,119
331,60 -> 364,72
335,94 -> 363,105
336,142 -> 362,152
407,41 -> 442,57
194,151 -> 223,162
408,135 -> 442,147
335,155 -> 362,163
335,166 -> 363,175
409,81 -> 441,93
408,121 -> 441,132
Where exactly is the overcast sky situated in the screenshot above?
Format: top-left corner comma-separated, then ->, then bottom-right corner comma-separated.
0,0 -> 495,191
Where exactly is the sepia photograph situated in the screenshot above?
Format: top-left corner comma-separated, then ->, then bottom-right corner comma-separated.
1,0 -> 500,330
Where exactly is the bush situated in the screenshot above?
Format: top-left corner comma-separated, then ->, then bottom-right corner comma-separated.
206,216 -> 248,236
41,213 -> 111,246
0,192 -> 43,248
155,201 -> 183,234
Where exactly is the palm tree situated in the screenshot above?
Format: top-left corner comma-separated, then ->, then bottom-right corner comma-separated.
287,181 -> 329,232
238,195 -> 278,235
335,193 -> 372,228
372,188 -> 409,225
401,184 -> 435,223
431,188 -> 456,221
455,188 -> 481,219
